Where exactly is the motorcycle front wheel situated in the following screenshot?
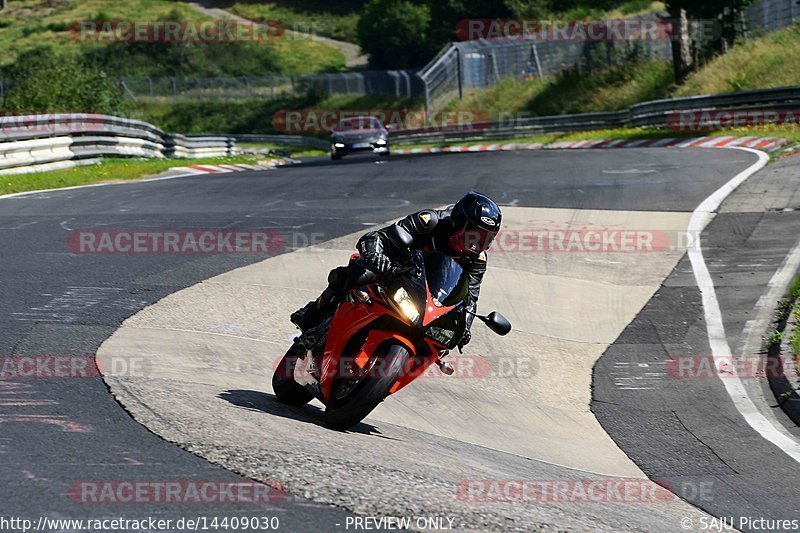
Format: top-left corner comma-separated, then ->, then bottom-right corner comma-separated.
323,343 -> 410,431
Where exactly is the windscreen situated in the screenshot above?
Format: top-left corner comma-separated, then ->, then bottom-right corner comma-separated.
423,252 -> 469,307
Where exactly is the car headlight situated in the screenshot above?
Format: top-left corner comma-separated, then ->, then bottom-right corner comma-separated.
426,326 -> 456,345
393,287 -> 419,322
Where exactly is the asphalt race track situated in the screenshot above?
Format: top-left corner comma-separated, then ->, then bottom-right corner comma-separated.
1,148 -> 798,531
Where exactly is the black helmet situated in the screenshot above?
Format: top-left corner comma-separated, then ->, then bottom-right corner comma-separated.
448,192 -> 502,256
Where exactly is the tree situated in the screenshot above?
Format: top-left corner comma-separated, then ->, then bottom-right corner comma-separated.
357,0 -> 433,69
667,4 -> 692,85
428,0 -> 516,51
666,0 -> 756,85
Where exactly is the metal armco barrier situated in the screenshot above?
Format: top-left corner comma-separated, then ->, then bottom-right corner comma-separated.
390,85 -> 800,143
0,113 -> 237,175
232,134 -> 330,151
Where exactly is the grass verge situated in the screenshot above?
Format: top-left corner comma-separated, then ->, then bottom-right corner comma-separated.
0,155 -> 262,196
222,0 -> 363,43
0,0 -> 345,75
446,58 -> 674,118
770,273 -> 800,404
676,23 -> 800,96
445,23 -> 800,120
790,276 -> 800,368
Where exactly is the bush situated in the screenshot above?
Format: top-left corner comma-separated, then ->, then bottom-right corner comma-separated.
2,47 -> 127,115
357,0 -> 433,69
46,22 -> 71,32
21,26 -> 45,38
136,97 -> 317,134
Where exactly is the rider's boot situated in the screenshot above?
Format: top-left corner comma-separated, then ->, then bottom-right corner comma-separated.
290,288 -> 339,332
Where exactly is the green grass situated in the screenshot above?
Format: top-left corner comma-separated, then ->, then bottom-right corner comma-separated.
222,0 -> 364,43
676,23 -> 800,96
0,155 -> 261,195
445,22 -> 800,122
0,0 -> 345,74
0,0 -> 197,67
447,59 -> 674,118
790,276 -> 800,357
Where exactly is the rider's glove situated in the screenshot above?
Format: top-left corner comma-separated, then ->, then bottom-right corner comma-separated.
458,329 -> 471,349
364,252 -> 395,275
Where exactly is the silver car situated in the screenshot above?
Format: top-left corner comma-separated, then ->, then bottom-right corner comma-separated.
330,117 -> 390,160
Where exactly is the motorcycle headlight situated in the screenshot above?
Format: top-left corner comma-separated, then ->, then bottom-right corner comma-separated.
392,287 -> 419,322
376,138 -> 387,145
426,326 -> 456,345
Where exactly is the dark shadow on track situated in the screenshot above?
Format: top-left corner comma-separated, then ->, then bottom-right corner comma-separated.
218,389 -> 397,439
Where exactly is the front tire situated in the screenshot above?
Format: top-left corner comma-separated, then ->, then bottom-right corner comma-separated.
272,343 -> 314,406
323,344 -> 410,431
331,152 -> 342,160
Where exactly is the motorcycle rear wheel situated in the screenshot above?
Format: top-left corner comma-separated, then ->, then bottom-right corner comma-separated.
272,343 -> 314,406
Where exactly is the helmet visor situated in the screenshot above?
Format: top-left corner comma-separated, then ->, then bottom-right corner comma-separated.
449,226 -> 497,255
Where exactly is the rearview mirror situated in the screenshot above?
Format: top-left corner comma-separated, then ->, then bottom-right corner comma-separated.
482,311 -> 512,336
386,224 -> 413,248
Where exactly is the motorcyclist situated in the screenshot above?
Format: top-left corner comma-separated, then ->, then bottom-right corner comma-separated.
290,192 -> 502,348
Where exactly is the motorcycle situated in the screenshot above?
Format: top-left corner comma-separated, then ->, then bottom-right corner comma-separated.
272,226 -> 512,430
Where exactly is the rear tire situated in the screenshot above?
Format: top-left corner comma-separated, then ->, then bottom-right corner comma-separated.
272,343 -> 314,406
323,344 -> 410,431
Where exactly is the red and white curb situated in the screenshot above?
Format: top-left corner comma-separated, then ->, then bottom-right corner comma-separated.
171,163 -> 272,175
393,136 -> 794,155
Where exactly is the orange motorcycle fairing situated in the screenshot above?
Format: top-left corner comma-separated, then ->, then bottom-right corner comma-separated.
319,298 -> 417,402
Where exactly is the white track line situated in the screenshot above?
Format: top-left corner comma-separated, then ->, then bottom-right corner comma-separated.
688,146 -> 800,462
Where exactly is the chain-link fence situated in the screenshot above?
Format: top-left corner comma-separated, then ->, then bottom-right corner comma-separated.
419,36 -> 671,116
117,70 -> 423,101
746,0 -> 800,34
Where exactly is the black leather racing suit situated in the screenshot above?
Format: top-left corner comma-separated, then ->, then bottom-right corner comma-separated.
352,207 -> 487,334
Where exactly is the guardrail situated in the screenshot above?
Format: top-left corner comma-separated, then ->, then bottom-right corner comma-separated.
0,113 -> 237,175
390,85 -> 800,144
232,134 -> 330,151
